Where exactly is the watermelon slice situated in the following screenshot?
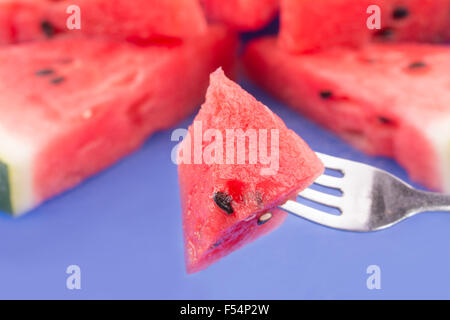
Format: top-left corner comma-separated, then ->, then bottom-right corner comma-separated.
201,0 -> 279,31
177,69 -> 324,273
244,37 -> 450,192
279,0 -> 450,53
0,0 -> 207,44
0,26 -> 237,216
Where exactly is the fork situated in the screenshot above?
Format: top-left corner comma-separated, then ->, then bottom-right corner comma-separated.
280,152 -> 450,232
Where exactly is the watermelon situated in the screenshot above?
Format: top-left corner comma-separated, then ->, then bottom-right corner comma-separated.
0,0 -> 207,45
0,26 -> 237,216
177,69 -> 324,273
201,0 -> 279,31
244,37 -> 450,192
279,0 -> 450,53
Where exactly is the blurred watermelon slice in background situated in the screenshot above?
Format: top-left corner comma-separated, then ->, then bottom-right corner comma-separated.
0,26 -> 236,215
244,37 -> 450,192
0,0 -> 208,44
279,0 -> 450,53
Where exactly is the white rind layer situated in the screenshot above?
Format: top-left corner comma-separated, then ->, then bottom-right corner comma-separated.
0,127 -> 36,215
426,117 -> 450,193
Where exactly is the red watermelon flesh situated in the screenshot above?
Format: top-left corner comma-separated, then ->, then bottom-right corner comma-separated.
201,0 -> 279,31
0,0 -> 207,45
244,37 -> 450,192
178,69 -> 324,273
0,26 -> 237,215
280,0 -> 450,53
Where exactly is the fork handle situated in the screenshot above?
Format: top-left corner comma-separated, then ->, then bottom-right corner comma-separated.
409,190 -> 450,214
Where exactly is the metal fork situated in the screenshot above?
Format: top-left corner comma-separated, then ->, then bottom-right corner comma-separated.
280,152 -> 450,232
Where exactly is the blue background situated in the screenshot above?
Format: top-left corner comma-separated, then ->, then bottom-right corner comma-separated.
0,21 -> 449,300
0,79 -> 449,300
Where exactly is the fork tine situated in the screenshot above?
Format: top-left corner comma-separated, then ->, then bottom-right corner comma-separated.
315,152 -> 349,171
280,200 -> 344,226
314,174 -> 343,189
298,188 -> 342,210
281,200 -> 369,231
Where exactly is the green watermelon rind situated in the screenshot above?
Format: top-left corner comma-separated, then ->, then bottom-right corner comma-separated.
0,159 -> 13,214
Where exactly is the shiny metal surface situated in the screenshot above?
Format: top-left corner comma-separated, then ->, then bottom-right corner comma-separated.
280,152 -> 450,232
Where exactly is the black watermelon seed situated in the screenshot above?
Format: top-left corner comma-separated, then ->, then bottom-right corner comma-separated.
408,61 -> 427,69
35,68 -> 54,76
50,76 -> 66,85
392,7 -> 409,20
41,21 -> 55,38
212,241 -> 222,248
213,192 -> 234,214
378,116 -> 392,124
374,28 -> 394,39
319,90 -> 333,99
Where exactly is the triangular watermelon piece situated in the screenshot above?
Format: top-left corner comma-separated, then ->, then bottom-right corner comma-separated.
177,69 -> 324,273
0,26 -> 236,216
280,0 -> 450,53
244,37 -> 450,192
201,0 -> 279,31
0,0 -> 207,45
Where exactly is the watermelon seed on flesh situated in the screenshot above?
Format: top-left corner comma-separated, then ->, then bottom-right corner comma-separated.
40,20 -> 55,38
50,76 -> 65,85
392,6 -> 410,20
408,61 -> 427,69
213,191 -> 234,215
257,212 -> 273,225
378,117 -> 393,125
319,90 -> 333,99
35,68 -> 54,76
212,241 -> 222,248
